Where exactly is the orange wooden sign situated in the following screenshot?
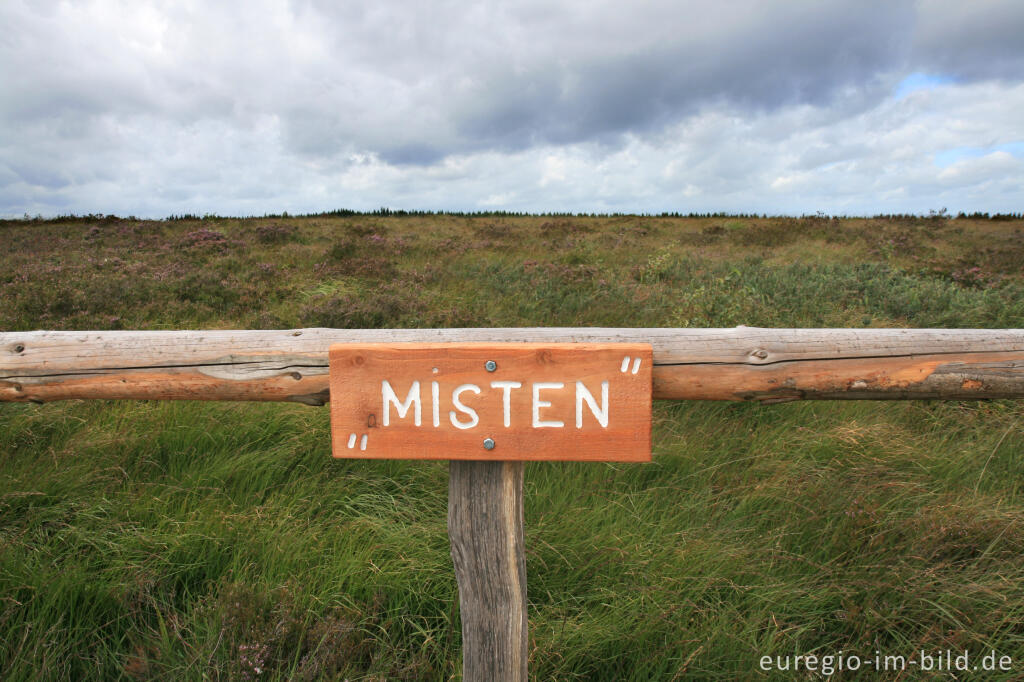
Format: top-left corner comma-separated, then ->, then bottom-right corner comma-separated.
328,343 -> 652,461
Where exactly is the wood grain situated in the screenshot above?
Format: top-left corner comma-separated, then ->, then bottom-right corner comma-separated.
329,343 -> 652,461
449,460 -> 527,682
2,327 -> 1024,404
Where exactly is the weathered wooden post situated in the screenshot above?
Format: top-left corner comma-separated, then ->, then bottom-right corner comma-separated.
449,460 -> 527,681
327,342 -> 653,680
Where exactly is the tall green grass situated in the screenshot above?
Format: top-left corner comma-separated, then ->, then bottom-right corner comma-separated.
2,215 -> 1023,678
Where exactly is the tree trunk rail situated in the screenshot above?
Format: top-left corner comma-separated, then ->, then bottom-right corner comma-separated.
3,327 -> 1024,405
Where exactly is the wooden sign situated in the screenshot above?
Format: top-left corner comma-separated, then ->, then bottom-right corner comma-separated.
328,343 -> 652,461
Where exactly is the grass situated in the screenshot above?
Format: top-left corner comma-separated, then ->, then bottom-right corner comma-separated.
1,213 -> 1024,679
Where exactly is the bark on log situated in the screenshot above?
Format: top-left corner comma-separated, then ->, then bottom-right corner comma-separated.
2,327 -> 1024,404
449,460 -> 528,682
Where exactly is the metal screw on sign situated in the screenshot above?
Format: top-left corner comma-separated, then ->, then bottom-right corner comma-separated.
485,360 -> 497,372
483,438 -> 496,450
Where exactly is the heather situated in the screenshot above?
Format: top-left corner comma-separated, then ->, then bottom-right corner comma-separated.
1,212 -> 1023,679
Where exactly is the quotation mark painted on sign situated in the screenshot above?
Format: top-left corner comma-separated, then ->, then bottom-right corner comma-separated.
347,433 -> 369,451
619,356 -> 642,375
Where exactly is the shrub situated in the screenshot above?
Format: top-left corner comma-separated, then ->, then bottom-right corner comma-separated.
182,229 -> 229,248
299,285 -> 424,328
254,223 -> 298,244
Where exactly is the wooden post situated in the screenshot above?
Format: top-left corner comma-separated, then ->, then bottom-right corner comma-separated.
448,460 -> 528,681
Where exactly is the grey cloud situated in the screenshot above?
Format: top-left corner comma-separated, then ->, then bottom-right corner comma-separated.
8,160 -> 72,190
7,0 -> 1018,167
377,143 -> 448,166
447,2 -> 917,156
1,0 -> 1022,218
912,0 -> 1024,81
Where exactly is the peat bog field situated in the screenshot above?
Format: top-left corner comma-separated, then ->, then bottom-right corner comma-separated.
2,213 -> 1024,679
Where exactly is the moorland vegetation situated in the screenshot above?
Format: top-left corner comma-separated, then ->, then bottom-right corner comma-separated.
1,213 -> 1023,679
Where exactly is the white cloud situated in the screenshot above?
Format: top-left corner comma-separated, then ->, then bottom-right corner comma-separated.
1,0 -> 1022,217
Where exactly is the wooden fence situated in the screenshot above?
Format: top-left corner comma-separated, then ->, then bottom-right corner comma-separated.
3,327 -> 1024,680
5,327 -> 1024,404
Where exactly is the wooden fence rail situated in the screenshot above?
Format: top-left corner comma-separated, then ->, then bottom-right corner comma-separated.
4,327 -> 1024,681
3,327 -> 1024,404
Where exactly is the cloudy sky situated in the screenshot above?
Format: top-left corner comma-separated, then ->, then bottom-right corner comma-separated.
2,0 -> 1022,218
